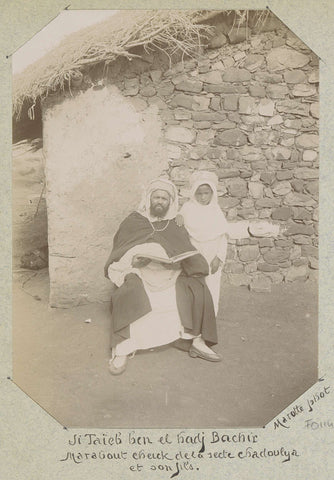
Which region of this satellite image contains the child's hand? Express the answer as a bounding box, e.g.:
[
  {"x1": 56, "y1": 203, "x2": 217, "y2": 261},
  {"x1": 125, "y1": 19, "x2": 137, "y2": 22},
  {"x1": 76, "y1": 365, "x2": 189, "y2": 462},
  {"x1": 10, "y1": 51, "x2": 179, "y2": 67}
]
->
[
  {"x1": 210, "y1": 256, "x2": 221, "y2": 274},
  {"x1": 248, "y1": 221, "x2": 280, "y2": 237},
  {"x1": 175, "y1": 214, "x2": 184, "y2": 227}
]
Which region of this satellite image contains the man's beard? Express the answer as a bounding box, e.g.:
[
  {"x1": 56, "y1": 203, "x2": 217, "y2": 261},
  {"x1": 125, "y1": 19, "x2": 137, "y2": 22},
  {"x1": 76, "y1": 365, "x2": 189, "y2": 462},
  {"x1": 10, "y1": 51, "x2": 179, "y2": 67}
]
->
[{"x1": 150, "y1": 203, "x2": 169, "y2": 218}]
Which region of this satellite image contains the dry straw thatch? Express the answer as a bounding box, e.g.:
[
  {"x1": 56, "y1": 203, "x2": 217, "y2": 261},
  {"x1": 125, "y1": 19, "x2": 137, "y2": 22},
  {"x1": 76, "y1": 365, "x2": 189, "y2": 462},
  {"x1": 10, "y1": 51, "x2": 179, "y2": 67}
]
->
[
  {"x1": 13, "y1": 10, "x2": 219, "y2": 118},
  {"x1": 13, "y1": 9, "x2": 272, "y2": 119}
]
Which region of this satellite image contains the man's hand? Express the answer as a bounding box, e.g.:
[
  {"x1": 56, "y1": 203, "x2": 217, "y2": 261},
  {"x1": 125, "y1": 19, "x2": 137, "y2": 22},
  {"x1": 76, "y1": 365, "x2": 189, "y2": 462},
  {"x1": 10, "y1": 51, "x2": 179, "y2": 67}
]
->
[
  {"x1": 175, "y1": 214, "x2": 184, "y2": 227},
  {"x1": 162, "y1": 261, "x2": 181, "y2": 270},
  {"x1": 210, "y1": 256, "x2": 221, "y2": 274},
  {"x1": 132, "y1": 255, "x2": 151, "y2": 268}
]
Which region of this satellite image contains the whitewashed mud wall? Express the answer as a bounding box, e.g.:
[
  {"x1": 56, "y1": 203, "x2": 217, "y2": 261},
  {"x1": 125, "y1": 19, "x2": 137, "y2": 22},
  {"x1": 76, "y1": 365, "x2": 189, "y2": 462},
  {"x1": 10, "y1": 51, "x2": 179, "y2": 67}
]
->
[{"x1": 43, "y1": 87, "x2": 168, "y2": 307}]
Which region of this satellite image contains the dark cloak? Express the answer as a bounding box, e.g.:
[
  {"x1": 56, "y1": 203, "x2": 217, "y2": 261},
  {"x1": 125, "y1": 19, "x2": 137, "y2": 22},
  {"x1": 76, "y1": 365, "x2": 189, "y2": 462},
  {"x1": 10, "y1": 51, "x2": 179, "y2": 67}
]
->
[{"x1": 105, "y1": 211, "x2": 217, "y2": 347}]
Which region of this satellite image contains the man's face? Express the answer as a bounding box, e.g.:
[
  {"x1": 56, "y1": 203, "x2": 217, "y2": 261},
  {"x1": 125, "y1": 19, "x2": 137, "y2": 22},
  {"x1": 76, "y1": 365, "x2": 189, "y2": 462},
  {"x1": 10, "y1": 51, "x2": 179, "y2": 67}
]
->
[{"x1": 150, "y1": 189, "x2": 171, "y2": 218}]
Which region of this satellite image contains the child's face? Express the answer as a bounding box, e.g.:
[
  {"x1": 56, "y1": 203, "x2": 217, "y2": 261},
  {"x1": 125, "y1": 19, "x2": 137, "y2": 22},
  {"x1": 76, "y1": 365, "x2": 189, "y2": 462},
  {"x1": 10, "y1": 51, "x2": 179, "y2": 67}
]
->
[{"x1": 195, "y1": 184, "x2": 213, "y2": 205}]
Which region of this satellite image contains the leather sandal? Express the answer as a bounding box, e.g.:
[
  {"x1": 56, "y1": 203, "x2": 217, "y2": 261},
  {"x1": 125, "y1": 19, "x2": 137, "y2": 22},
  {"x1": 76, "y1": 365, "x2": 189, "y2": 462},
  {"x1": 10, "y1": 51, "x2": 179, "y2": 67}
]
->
[
  {"x1": 108, "y1": 356, "x2": 128, "y2": 375},
  {"x1": 189, "y1": 345, "x2": 222, "y2": 362}
]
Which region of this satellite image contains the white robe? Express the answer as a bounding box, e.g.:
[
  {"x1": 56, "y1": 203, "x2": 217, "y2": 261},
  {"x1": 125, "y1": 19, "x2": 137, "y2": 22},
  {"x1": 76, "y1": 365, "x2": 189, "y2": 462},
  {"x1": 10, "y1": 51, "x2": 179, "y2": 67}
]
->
[
  {"x1": 108, "y1": 243, "x2": 194, "y2": 356},
  {"x1": 179, "y1": 174, "x2": 279, "y2": 314}
]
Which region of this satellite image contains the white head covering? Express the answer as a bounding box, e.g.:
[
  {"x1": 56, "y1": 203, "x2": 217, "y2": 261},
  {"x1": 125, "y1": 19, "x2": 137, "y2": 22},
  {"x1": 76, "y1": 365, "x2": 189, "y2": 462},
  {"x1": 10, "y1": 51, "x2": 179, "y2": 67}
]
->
[
  {"x1": 137, "y1": 178, "x2": 179, "y2": 221},
  {"x1": 189, "y1": 170, "x2": 219, "y2": 203},
  {"x1": 181, "y1": 171, "x2": 228, "y2": 242}
]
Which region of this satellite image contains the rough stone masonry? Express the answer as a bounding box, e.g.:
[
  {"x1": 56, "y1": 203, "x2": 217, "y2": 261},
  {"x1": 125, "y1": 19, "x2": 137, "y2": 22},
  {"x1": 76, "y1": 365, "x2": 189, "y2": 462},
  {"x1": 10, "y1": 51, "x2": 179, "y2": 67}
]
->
[{"x1": 111, "y1": 22, "x2": 318, "y2": 294}]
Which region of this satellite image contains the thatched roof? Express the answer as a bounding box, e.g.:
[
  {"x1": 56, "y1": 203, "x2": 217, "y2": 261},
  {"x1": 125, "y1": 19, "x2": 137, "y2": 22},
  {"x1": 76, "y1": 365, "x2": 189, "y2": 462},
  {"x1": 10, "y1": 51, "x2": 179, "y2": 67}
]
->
[{"x1": 13, "y1": 10, "x2": 221, "y2": 118}]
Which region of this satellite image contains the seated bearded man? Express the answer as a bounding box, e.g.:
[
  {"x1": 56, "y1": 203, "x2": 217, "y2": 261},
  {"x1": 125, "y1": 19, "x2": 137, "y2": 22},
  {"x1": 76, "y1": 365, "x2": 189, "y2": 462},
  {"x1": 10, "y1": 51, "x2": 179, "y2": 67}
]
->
[{"x1": 104, "y1": 178, "x2": 220, "y2": 375}]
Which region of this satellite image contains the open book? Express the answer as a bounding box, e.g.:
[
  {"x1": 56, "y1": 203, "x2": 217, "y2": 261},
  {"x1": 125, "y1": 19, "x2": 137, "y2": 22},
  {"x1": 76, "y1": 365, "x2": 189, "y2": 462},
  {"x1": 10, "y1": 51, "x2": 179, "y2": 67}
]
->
[{"x1": 135, "y1": 250, "x2": 198, "y2": 265}]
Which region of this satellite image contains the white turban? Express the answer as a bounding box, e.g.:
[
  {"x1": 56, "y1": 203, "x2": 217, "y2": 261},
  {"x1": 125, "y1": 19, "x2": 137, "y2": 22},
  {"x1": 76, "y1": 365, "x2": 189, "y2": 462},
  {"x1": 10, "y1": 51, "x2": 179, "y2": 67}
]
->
[{"x1": 137, "y1": 178, "x2": 179, "y2": 220}]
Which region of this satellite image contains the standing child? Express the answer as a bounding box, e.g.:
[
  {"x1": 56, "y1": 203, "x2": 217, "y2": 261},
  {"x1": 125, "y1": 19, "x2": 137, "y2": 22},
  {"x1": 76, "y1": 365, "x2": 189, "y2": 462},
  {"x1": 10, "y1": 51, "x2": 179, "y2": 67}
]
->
[
  {"x1": 176, "y1": 171, "x2": 229, "y2": 314},
  {"x1": 176, "y1": 171, "x2": 280, "y2": 315}
]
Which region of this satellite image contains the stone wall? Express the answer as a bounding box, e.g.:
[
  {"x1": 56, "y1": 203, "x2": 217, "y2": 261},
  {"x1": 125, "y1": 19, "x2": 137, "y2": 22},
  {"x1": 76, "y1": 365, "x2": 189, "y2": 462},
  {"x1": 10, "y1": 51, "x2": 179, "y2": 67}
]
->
[
  {"x1": 42, "y1": 13, "x2": 319, "y2": 305},
  {"x1": 108, "y1": 19, "x2": 318, "y2": 293}
]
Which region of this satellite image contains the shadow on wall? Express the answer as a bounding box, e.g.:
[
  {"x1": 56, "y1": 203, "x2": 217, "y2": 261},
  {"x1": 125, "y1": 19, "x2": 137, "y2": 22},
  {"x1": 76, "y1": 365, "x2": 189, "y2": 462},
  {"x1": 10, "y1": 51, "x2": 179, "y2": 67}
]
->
[
  {"x1": 12, "y1": 138, "x2": 48, "y2": 269},
  {"x1": 13, "y1": 99, "x2": 42, "y2": 143}
]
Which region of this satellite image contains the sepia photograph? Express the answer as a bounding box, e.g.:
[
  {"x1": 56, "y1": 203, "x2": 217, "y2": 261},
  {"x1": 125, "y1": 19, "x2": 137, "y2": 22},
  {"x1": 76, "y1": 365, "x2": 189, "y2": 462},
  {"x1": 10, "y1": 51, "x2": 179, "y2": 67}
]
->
[{"x1": 11, "y1": 8, "x2": 319, "y2": 430}]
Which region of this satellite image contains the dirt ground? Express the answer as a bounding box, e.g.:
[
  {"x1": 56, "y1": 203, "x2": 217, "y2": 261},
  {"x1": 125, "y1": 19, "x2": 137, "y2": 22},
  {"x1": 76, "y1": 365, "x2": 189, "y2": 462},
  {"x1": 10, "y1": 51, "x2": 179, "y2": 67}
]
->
[{"x1": 12, "y1": 269, "x2": 318, "y2": 429}]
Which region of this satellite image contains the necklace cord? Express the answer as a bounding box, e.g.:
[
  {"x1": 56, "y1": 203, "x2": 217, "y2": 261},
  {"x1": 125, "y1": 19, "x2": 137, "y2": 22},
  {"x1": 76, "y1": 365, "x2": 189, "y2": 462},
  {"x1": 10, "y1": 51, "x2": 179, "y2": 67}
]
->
[{"x1": 149, "y1": 219, "x2": 170, "y2": 232}]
